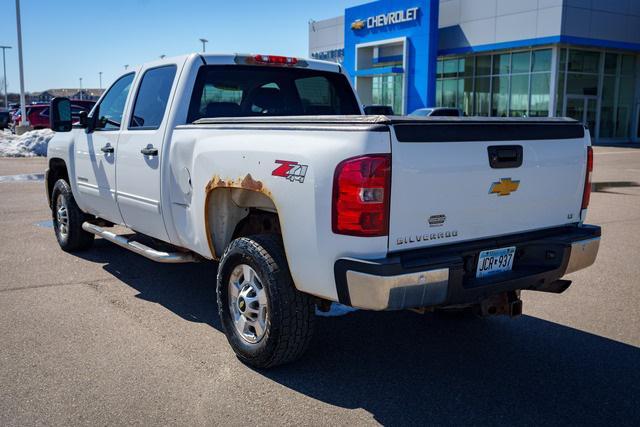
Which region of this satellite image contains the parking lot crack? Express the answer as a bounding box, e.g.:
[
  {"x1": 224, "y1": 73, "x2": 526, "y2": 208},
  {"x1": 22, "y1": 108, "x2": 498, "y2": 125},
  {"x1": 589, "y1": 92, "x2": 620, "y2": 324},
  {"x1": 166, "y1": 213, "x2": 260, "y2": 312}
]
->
[{"x1": 0, "y1": 279, "x2": 112, "y2": 293}]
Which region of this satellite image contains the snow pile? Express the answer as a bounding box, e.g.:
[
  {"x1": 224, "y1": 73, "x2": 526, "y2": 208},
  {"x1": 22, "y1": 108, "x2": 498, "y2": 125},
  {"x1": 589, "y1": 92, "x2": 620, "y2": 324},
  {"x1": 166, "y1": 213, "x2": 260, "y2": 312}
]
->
[{"x1": 0, "y1": 129, "x2": 54, "y2": 157}]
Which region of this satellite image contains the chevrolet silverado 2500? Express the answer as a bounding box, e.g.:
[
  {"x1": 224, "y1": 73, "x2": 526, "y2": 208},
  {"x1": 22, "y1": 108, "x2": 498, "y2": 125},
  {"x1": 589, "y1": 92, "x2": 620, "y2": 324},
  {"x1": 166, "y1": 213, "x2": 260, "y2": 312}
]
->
[{"x1": 45, "y1": 53, "x2": 600, "y2": 368}]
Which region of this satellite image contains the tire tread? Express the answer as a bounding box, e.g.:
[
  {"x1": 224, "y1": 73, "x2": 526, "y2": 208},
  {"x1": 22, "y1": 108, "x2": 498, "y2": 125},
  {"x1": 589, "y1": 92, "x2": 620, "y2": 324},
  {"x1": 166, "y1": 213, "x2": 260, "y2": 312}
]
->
[{"x1": 216, "y1": 234, "x2": 315, "y2": 368}]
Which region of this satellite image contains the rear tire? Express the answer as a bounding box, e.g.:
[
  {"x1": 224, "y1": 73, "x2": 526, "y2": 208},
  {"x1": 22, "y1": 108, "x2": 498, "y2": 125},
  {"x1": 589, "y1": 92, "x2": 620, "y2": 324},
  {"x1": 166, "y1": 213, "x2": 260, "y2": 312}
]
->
[
  {"x1": 216, "y1": 234, "x2": 315, "y2": 368},
  {"x1": 51, "y1": 179, "x2": 94, "y2": 252}
]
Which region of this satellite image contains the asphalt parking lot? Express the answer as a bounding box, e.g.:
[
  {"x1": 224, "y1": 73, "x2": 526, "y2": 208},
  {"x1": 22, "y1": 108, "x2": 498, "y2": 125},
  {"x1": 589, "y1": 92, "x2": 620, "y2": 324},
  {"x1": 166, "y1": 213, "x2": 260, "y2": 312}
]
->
[{"x1": 0, "y1": 148, "x2": 639, "y2": 426}]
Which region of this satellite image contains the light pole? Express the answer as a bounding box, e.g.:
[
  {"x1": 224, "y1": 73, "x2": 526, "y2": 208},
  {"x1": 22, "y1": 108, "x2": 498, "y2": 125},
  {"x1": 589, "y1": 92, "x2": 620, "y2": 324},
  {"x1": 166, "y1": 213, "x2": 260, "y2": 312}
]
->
[
  {"x1": 199, "y1": 38, "x2": 208, "y2": 53},
  {"x1": 98, "y1": 71, "x2": 102, "y2": 89},
  {"x1": 0, "y1": 45, "x2": 10, "y2": 109},
  {"x1": 79, "y1": 77, "x2": 83, "y2": 100},
  {"x1": 15, "y1": 0, "x2": 29, "y2": 130},
  {"x1": 159, "y1": 54, "x2": 166, "y2": 59},
  {"x1": 124, "y1": 64, "x2": 129, "y2": 70}
]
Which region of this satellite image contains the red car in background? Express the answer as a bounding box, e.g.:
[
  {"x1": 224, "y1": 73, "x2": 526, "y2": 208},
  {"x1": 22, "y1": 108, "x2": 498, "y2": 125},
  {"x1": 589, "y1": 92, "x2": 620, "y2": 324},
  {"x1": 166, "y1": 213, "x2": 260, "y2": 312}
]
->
[{"x1": 11, "y1": 100, "x2": 95, "y2": 131}]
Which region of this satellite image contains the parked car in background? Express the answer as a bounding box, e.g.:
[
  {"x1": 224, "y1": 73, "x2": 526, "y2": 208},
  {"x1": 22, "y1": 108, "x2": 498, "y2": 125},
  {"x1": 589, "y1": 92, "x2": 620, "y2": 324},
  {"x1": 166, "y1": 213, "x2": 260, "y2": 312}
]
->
[
  {"x1": 0, "y1": 110, "x2": 11, "y2": 130},
  {"x1": 12, "y1": 100, "x2": 95, "y2": 131},
  {"x1": 364, "y1": 105, "x2": 394, "y2": 115},
  {"x1": 409, "y1": 107, "x2": 463, "y2": 117}
]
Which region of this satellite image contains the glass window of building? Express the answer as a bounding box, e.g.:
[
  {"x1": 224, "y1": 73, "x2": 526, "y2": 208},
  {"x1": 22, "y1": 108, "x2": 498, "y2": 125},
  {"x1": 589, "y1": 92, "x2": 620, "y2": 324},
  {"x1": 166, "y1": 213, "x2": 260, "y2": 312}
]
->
[
  {"x1": 556, "y1": 48, "x2": 638, "y2": 140},
  {"x1": 532, "y1": 50, "x2": 551, "y2": 72},
  {"x1": 493, "y1": 53, "x2": 511, "y2": 75},
  {"x1": 475, "y1": 77, "x2": 490, "y2": 117},
  {"x1": 436, "y1": 48, "x2": 553, "y2": 118},
  {"x1": 492, "y1": 76, "x2": 509, "y2": 117},
  {"x1": 530, "y1": 73, "x2": 550, "y2": 117},
  {"x1": 371, "y1": 75, "x2": 403, "y2": 115},
  {"x1": 511, "y1": 52, "x2": 530, "y2": 74},
  {"x1": 510, "y1": 74, "x2": 529, "y2": 117},
  {"x1": 476, "y1": 55, "x2": 491, "y2": 76},
  {"x1": 568, "y1": 50, "x2": 600, "y2": 73}
]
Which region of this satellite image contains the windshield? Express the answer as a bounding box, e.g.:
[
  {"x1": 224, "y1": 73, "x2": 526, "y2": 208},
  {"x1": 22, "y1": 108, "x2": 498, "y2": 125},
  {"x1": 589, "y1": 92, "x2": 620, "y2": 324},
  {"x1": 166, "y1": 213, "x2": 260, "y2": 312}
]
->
[{"x1": 187, "y1": 65, "x2": 361, "y2": 122}]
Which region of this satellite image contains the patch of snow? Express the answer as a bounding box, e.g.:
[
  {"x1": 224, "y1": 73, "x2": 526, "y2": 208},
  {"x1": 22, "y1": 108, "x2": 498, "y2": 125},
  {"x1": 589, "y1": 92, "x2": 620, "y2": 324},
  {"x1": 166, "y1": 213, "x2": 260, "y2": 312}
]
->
[
  {"x1": 316, "y1": 303, "x2": 359, "y2": 317},
  {"x1": 0, "y1": 129, "x2": 54, "y2": 157}
]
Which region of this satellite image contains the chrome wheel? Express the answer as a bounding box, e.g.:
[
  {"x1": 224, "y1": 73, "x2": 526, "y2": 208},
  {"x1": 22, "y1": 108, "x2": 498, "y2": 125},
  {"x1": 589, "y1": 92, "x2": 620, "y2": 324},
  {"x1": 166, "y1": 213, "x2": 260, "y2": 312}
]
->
[
  {"x1": 55, "y1": 194, "x2": 69, "y2": 240},
  {"x1": 228, "y1": 264, "x2": 268, "y2": 344}
]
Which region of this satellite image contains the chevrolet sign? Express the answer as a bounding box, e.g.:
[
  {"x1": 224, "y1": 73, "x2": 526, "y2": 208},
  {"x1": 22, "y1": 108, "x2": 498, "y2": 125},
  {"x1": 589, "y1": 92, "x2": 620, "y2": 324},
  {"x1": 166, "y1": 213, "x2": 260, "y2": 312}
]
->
[{"x1": 351, "y1": 7, "x2": 420, "y2": 31}]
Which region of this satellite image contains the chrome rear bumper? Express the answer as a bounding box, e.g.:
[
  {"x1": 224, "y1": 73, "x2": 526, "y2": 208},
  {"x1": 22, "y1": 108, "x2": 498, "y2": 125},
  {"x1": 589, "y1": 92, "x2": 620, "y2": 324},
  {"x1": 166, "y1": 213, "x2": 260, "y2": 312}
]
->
[
  {"x1": 335, "y1": 225, "x2": 601, "y2": 311},
  {"x1": 565, "y1": 237, "x2": 600, "y2": 274},
  {"x1": 345, "y1": 268, "x2": 449, "y2": 311}
]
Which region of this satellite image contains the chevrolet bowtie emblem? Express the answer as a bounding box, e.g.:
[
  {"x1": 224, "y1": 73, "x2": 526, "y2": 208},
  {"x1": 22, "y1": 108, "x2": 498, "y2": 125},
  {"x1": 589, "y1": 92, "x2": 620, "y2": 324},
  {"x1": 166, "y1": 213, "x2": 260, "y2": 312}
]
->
[
  {"x1": 489, "y1": 178, "x2": 520, "y2": 196},
  {"x1": 351, "y1": 20, "x2": 365, "y2": 30}
]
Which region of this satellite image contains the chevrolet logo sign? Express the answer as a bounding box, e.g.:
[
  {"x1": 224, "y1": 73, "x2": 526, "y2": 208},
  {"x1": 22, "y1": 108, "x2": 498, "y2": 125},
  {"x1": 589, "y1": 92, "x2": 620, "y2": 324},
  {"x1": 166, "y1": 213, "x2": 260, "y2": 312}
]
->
[
  {"x1": 489, "y1": 178, "x2": 520, "y2": 196},
  {"x1": 351, "y1": 20, "x2": 365, "y2": 30}
]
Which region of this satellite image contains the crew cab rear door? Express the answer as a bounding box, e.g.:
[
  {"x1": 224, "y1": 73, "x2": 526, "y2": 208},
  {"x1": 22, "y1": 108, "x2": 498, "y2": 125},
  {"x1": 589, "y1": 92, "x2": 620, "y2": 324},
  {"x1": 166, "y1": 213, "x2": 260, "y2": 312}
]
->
[
  {"x1": 116, "y1": 63, "x2": 180, "y2": 241},
  {"x1": 387, "y1": 119, "x2": 588, "y2": 252}
]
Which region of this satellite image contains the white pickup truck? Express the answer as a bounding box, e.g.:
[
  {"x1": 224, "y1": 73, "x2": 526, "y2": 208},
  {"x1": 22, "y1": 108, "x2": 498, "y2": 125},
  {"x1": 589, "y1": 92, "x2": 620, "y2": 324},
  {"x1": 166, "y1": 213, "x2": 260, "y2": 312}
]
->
[{"x1": 46, "y1": 53, "x2": 600, "y2": 368}]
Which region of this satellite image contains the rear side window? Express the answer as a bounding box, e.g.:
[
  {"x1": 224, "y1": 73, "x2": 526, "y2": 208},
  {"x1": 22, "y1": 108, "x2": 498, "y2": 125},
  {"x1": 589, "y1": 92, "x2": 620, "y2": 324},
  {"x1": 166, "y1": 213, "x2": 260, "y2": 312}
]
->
[
  {"x1": 129, "y1": 65, "x2": 177, "y2": 130},
  {"x1": 295, "y1": 76, "x2": 347, "y2": 115},
  {"x1": 187, "y1": 65, "x2": 360, "y2": 122}
]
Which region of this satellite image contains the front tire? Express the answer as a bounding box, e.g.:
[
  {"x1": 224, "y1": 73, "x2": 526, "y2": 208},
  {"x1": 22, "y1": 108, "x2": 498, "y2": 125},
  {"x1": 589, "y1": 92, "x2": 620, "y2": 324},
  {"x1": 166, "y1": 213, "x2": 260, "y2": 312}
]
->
[
  {"x1": 216, "y1": 234, "x2": 315, "y2": 368},
  {"x1": 51, "y1": 179, "x2": 94, "y2": 252}
]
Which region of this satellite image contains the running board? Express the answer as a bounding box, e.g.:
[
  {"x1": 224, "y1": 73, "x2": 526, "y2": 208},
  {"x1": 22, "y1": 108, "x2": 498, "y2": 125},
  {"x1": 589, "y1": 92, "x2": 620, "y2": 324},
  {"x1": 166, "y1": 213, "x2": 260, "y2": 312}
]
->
[{"x1": 82, "y1": 222, "x2": 199, "y2": 264}]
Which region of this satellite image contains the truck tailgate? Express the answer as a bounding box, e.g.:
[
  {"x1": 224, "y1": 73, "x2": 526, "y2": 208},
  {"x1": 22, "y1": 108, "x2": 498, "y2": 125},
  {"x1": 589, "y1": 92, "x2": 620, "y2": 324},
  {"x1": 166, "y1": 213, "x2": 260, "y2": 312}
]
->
[{"x1": 388, "y1": 119, "x2": 588, "y2": 251}]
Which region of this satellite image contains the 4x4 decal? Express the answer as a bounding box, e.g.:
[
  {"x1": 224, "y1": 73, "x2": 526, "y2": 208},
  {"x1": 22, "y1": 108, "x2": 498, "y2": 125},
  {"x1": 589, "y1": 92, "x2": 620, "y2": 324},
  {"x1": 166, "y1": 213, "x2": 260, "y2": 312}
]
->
[{"x1": 272, "y1": 160, "x2": 308, "y2": 183}]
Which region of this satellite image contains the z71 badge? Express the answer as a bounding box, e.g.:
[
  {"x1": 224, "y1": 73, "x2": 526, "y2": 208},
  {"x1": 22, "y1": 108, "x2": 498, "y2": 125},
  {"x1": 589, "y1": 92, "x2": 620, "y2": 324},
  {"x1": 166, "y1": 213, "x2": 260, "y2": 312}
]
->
[{"x1": 272, "y1": 160, "x2": 308, "y2": 183}]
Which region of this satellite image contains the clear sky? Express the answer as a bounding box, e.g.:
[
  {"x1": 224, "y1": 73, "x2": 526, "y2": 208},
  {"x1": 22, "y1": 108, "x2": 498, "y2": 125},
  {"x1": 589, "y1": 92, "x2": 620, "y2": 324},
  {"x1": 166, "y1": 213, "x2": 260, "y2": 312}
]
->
[{"x1": 0, "y1": 0, "x2": 362, "y2": 92}]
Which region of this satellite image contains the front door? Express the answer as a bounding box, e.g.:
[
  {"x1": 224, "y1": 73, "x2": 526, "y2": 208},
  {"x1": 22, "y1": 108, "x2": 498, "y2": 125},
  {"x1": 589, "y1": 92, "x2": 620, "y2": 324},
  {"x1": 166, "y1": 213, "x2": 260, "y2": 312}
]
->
[
  {"x1": 74, "y1": 73, "x2": 135, "y2": 224},
  {"x1": 566, "y1": 96, "x2": 597, "y2": 136},
  {"x1": 115, "y1": 64, "x2": 178, "y2": 241}
]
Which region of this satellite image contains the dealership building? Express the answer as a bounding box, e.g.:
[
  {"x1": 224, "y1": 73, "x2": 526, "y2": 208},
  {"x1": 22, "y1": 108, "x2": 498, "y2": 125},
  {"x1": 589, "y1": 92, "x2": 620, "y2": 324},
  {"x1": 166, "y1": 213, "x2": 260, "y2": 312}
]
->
[{"x1": 309, "y1": 0, "x2": 640, "y2": 143}]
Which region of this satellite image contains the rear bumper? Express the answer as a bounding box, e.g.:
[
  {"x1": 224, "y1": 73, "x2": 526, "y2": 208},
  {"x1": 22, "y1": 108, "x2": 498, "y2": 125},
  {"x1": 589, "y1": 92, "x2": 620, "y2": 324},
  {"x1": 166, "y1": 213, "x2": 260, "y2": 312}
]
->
[{"x1": 334, "y1": 225, "x2": 601, "y2": 311}]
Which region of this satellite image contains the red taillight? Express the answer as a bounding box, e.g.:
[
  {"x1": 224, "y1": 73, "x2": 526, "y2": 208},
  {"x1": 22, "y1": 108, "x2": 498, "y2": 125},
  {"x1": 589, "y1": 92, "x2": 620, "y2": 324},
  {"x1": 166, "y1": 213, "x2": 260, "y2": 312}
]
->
[
  {"x1": 332, "y1": 155, "x2": 391, "y2": 237},
  {"x1": 253, "y1": 54, "x2": 298, "y2": 65},
  {"x1": 581, "y1": 146, "x2": 593, "y2": 209}
]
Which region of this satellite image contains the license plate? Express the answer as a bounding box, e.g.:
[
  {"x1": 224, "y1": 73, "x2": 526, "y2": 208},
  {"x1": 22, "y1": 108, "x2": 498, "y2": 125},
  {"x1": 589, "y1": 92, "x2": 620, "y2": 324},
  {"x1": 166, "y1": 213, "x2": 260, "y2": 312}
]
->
[{"x1": 476, "y1": 246, "x2": 516, "y2": 278}]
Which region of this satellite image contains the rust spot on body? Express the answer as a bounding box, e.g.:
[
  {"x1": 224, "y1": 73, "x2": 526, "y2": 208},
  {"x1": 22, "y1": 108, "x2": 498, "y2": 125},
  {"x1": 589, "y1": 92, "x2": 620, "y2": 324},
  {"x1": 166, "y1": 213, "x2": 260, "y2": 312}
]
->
[
  {"x1": 204, "y1": 173, "x2": 274, "y2": 259},
  {"x1": 241, "y1": 174, "x2": 263, "y2": 192},
  {"x1": 206, "y1": 174, "x2": 271, "y2": 197}
]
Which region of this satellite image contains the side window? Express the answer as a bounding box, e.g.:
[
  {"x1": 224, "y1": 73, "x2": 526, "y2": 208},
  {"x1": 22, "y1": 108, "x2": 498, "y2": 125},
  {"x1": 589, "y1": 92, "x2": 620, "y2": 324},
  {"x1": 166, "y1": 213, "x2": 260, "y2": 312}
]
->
[
  {"x1": 196, "y1": 83, "x2": 243, "y2": 119},
  {"x1": 95, "y1": 73, "x2": 134, "y2": 130},
  {"x1": 294, "y1": 76, "x2": 341, "y2": 115},
  {"x1": 129, "y1": 65, "x2": 177, "y2": 130}
]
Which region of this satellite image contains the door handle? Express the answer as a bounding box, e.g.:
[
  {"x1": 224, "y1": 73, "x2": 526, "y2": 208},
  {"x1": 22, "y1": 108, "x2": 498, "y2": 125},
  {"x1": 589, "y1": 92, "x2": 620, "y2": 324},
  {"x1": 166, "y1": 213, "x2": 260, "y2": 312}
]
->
[
  {"x1": 140, "y1": 146, "x2": 158, "y2": 156},
  {"x1": 100, "y1": 144, "x2": 114, "y2": 154},
  {"x1": 488, "y1": 145, "x2": 523, "y2": 169}
]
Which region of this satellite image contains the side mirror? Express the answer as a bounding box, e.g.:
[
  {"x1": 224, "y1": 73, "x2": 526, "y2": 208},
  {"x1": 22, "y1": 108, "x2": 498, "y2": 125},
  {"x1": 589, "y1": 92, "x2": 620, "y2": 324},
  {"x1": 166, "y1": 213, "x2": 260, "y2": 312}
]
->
[
  {"x1": 78, "y1": 107, "x2": 98, "y2": 133},
  {"x1": 78, "y1": 110, "x2": 88, "y2": 127},
  {"x1": 50, "y1": 98, "x2": 72, "y2": 132}
]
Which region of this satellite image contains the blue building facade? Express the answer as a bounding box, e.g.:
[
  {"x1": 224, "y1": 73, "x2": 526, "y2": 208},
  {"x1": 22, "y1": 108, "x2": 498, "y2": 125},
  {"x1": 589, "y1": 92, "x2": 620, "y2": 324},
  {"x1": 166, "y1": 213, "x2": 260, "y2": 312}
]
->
[
  {"x1": 343, "y1": 0, "x2": 439, "y2": 114},
  {"x1": 310, "y1": 0, "x2": 640, "y2": 143}
]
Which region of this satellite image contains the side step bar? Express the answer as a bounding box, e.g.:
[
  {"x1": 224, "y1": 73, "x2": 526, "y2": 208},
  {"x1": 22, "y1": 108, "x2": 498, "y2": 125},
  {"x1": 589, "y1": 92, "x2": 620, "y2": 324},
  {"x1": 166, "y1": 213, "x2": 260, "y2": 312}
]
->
[{"x1": 82, "y1": 222, "x2": 199, "y2": 264}]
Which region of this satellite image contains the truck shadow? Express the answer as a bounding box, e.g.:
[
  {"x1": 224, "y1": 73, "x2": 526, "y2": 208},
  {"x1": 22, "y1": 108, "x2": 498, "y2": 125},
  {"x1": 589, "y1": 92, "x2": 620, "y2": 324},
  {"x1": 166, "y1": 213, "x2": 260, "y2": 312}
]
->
[
  {"x1": 77, "y1": 239, "x2": 640, "y2": 425},
  {"x1": 77, "y1": 239, "x2": 223, "y2": 329}
]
